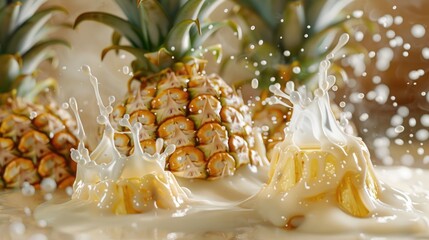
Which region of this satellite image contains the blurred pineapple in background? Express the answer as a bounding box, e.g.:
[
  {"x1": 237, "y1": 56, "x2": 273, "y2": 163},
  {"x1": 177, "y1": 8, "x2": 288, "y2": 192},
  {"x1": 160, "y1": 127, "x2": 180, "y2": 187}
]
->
[
  {"x1": 0, "y1": 0, "x2": 78, "y2": 189},
  {"x1": 74, "y1": 0, "x2": 267, "y2": 179},
  {"x1": 229, "y1": 0, "x2": 374, "y2": 156}
]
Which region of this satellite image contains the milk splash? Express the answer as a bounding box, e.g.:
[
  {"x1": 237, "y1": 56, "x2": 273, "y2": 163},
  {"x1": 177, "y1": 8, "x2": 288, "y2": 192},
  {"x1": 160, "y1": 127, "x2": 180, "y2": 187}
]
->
[
  {"x1": 249, "y1": 34, "x2": 429, "y2": 233},
  {"x1": 68, "y1": 66, "x2": 189, "y2": 214}
]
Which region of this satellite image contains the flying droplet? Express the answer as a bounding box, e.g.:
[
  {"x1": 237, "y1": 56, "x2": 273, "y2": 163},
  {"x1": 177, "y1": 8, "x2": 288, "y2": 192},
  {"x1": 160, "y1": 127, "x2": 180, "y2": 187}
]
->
[
  {"x1": 411, "y1": 24, "x2": 426, "y2": 38},
  {"x1": 394, "y1": 125, "x2": 405, "y2": 133},
  {"x1": 251, "y1": 78, "x2": 259, "y2": 89}
]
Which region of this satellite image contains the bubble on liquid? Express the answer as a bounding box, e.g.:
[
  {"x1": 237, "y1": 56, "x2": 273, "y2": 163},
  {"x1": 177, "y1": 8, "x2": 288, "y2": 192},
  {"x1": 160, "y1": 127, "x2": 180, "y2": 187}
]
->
[
  {"x1": 24, "y1": 207, "x2": 31, "y2": 216},
  {"x1": 122, "y1": 66, "x2": 130, "y2": 75},
  {"x1": 21, "y1": 182, "x2": 35, "y2": 196},
  {"x1": 411, "y1": 24, "x2": 426, "y2": 38},
  {"x1": 422, "y1": 48, "x2": 429, "y2": 59},
  {"x1": 400, "y1": 154, "x2": 414, "y2": 166},
  {"x1": 394, "y1": 125, "x2": 405, "y2": 133},
  {"x1": 416, "y1": 129, "x2": 429, "y2": 141},
  {"x1": 65, "y1": 186, "x2": 73, "y2": 196},
  {"x1": 29, "y1": 233, "x2": 48, "y2": 240},
  {"x1": 376, "y1": 48, "x2": 394, "y2": 71},
  {"x1": 9, "y1": 221, "x2": 26, "y2": 235},
  {"x1": 382, "y1": 156, "x2": 394, "y2": 166},
  {"x1": 40, "y1": 178, "x2": 57, "y2": 193},
  {"x1": 44, "y1": 193, "x2": 53, "y2": 201}
]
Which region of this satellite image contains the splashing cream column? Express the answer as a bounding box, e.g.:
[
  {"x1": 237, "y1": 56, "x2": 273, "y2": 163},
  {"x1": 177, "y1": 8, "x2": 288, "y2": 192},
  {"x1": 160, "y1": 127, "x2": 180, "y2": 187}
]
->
[
  {"x1": 68, "y1": 66, "x2": 189, "y2": 214},
  {"x1": 250, "y1": 34, "x2": 427, "y2": 231}
]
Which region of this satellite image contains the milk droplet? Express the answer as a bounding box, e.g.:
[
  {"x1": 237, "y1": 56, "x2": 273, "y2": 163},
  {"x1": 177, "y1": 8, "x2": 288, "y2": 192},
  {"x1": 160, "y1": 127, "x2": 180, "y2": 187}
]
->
[
  {"x1": 359, "y1": 113, "x2": 369, "y2": 122},
  {"x1": 41, "y1": 178, "x2": 57, "y2": 193},
  {"x1": 81, "y1": 65, "x2": 91, "y2": 74},
  {"x1": 422, "y1": 48, "x2": 429, "y2": 59},
  {"x1": 421, "y1": 114, "x2": 429, "y2": 127},
  {"x1": 251, "y1": 79, "x2": 259, "y2": 89},
  {"x1": 394, "y1": 125, "x2": 405, "y2": 133},
  {"x1": 411, "y1": 24, "x2": 426, "y2": 38},
  {"x1": 394, "y1": 16, "x2": 403, "y2": 25},
  {"x1": 44, "y1": 193, "x2": 53, "y2": 201},
  {"x1": 409, "y1": 118, "x2": 416, "y2": 127},
  {"x1": 283, "y1": 50, "x2": 291, "y2": 57},
  {"x1": 62, "y1": 102, "x2": 70, "y2": 110},
  {"x1": 21, "y1": 183, "x2": 35, "y2": 196},
  {"x1": 9, "y1": 221, "x2": 25, "y2": 235},
  {"x1": 376, "y1": 48, "x2": 394, "y2": 71},
  {"x1": 29, "y1": 111, "x2": 37, "y2": 119},
  {"x1": 292, "y1": 66, "x2": 301, "y2": 74},
  {"x1": 416, "y1": 129, "x2": 429, "y2": 141},
  {"x1": 397, "y1": 106, "x2": 409, "y2": 117}
]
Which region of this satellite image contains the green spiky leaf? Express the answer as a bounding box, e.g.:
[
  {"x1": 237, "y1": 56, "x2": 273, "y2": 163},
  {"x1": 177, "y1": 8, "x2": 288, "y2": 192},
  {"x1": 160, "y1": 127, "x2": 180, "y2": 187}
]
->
[
  {"x1": 5, "y1": 6, "x2": 66, "y2": 54},
  {"x1": 21, "y1": 39, "x2": 70, "y2": 74},
  {"x1": 191, "y1": 20, "x2": 242, "y2": 49},
  {"x1": 0, "y1": 54, "x2": 20, "y2": 93},
  {"x1": 74, "y1": 12, "x2": 143, "y2": 48},
  {"x1": 165, "y1": 19, "x2": 199, "y2": 59}
]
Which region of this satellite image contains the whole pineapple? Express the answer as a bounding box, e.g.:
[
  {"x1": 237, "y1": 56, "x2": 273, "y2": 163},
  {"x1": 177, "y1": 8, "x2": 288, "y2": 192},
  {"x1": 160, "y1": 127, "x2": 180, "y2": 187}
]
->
[
  {"x1": 230, "y1": 0, "x2": 373, "y2": 154},
  {"x1": 0, "y1": 0, "x2": 78, "y2": 189},
  {"x1": 74, "y1": 0, "x2": 266, "y2": 179}
]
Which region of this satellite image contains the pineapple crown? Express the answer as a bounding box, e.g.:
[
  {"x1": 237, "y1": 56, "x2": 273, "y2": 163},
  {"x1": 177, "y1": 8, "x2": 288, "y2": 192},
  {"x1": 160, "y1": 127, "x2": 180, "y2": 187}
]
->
[
  {"x1": 231, "y1": 0, "x2": 375, "y2": 89},
  {"x1": 0, "y1": 0, "x2": 70, "y2": 101},
  {"x1": 74, "y1": 0, "x2": 242, "y2": 77}
]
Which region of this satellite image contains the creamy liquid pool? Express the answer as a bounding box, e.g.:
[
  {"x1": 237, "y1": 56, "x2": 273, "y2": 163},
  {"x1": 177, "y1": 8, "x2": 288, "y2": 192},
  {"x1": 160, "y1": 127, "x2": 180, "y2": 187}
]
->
[{"x1": 0, "y1": 166, "x2": 428, "y2": 239}]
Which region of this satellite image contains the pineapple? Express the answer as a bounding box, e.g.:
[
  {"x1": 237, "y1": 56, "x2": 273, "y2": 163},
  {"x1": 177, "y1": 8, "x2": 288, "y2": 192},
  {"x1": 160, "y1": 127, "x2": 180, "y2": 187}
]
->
[
  {"x1": 230, "y1": 0, "x2": 373, "y2": 155},
  {"x1": 74, "y1": 0, "x2": 266, "y2": 179},
  {"x1": 0, "y1": 0, "x2": 78, "y2": 189}
]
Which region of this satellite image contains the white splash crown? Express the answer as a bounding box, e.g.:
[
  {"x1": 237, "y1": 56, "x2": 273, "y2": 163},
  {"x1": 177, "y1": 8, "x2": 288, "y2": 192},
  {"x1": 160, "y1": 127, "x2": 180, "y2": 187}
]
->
[{"x1": 268, "y1": 33, "x2": 350, "y2": 150}]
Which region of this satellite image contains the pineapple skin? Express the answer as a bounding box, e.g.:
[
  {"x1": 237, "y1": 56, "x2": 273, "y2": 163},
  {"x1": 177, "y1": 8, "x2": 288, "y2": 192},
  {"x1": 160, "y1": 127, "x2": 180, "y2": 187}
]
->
[
  {"x1": 112, "y1": 66, "x2": 264, "y2": 179},
  {"x1": 0, "y1": 0, "x2": 79, "y2": 189},
  {"x1": 0, "y1": 97, "x2": 77, "y2": 189}
]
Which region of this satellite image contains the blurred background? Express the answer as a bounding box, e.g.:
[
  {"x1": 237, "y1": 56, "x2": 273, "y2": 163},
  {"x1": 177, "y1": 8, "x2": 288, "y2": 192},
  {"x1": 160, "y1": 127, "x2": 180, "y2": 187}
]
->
[{"x1": 41, "y1": 0, "x2": 428, "y2": 166}]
